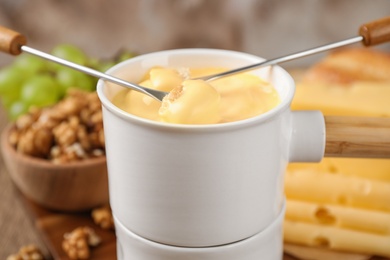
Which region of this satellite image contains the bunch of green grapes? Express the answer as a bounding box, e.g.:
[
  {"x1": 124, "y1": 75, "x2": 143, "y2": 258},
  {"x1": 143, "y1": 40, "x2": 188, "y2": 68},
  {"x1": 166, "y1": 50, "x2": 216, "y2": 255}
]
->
[{"x1": 0, "y1": 44, "x2": 135, "y2": 120}]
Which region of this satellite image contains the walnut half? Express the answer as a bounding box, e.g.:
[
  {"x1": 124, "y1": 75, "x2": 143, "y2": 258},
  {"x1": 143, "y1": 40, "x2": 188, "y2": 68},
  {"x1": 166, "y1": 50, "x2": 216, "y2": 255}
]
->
[
  {"x1": 62, "y1": 226, "x2": 101, "y2": 260},
  {"x1": 92, "y1": 205, "x2": 114, "y2": 230},
  {"x1": 6, "y1": 244, "x2": 45, "y2": 260}
]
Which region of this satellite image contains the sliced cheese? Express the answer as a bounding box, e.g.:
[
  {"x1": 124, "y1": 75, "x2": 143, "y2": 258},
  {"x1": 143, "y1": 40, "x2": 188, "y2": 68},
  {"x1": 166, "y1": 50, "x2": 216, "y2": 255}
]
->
[
  {"x1": 284, "y1": 220, "x2": 390, "y2": 258},
  {"x1": 284, "y1": 243, "x2": 371, "y2": 260},
  {"x1": 285, "y1": 170, "x2": 390, "y2": 212},
  {"x1": 285, "y1": 49, "x2": 390, "y2": 257},
  {"x1": 285, "y1": 199, "x2": 390, "y2": 235},
  {"x1": 291, "y1": 82, "x2": 390, "y2": 117},
  {"x1": 288, "y1": 158, "x2": 390, "y2": 182}
]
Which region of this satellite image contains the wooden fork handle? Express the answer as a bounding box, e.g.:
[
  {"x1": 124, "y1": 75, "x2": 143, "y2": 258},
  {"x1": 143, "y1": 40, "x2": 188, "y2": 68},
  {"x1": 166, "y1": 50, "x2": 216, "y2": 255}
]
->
[
  {"x1": 0, "y1": 26, "x2": 26, "y2": 55},
  {"x1": 359, "y1": 16, "x2": 390, "y2": 46},
  {"x1": 325, "y1": 116, "x2": 390, "y2": 158}
]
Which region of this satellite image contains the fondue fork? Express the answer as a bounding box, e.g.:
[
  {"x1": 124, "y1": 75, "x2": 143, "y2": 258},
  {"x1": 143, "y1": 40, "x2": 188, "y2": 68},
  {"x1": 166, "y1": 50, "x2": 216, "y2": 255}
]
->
[
  {"x1": 195, "y1": 16, "x2": 390, "y2": 81},
  {"x1": 0, "y1": 26, "x2": 167, "y2": 101},
  {"x1": 0, "y1": 16, "x2": 389, "y2": 101}
]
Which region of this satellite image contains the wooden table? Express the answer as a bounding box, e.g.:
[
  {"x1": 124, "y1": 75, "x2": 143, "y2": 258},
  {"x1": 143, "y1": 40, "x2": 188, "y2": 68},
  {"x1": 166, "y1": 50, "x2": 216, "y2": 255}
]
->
[{"x1": 0, "y1": 108, "x2": 50, "y2": 259}]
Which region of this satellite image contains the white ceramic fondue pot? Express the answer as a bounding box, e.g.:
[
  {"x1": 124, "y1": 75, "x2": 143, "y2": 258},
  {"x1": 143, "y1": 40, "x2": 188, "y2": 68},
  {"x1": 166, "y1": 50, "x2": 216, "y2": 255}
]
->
[{"x1": 97, "y1": 49, "x2": 326, "y2": 248}]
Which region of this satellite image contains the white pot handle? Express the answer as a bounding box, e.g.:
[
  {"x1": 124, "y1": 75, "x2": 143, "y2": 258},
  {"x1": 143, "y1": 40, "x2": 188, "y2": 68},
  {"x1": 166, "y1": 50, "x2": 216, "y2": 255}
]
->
[{"x1": 289, "y1": 111, "x2": 325, "y2": 162}]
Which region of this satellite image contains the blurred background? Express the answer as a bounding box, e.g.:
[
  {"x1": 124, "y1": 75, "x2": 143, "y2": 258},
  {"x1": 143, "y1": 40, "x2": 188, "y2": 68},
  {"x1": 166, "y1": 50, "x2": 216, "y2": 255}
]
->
[
  {"x1": 0, "y1": 0, "x2": 390, "y2": 259},
  {"x1": 1, "y1": 0, "x2": 390, "y2": 68}
]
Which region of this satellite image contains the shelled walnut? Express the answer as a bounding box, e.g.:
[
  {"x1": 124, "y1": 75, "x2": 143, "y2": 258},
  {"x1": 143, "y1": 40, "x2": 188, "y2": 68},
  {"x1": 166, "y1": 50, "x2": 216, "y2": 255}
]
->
[
  {"x1": 6, "y1": 244, "x2": 45, "y2": 260},
  {"x1": 62, "y1": 226, "x2": 101, "y2": 260},
  {"x1": 9, "y1": 90, "x2": 105, "y2": 163},
  {"x1": 92, "y1": 205, "x2": 114, "y2": 230}
]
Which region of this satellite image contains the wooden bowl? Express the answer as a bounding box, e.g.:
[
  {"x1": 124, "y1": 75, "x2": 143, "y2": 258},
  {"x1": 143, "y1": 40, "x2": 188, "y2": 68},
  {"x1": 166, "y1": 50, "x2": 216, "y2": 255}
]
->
[{"x1": 1, "y1": 124, "x2": 109, "y2": 212}]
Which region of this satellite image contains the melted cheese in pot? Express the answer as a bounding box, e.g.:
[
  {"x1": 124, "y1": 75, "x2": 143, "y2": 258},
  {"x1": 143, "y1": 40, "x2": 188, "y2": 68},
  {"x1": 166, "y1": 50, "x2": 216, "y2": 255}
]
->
[{"x1": 112, "y1": 67, "x2": 280, "y2": 124}]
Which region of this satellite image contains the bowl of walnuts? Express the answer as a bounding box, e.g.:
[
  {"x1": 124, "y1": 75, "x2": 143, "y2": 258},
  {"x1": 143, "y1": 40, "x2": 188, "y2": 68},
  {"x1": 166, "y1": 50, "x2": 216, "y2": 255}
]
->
[{"x1": 1, "y1": 89, "x2": 109, "y2": 212}]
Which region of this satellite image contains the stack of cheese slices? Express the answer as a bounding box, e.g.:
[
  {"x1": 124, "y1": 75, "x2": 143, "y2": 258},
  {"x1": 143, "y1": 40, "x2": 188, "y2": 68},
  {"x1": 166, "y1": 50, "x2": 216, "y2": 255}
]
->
[{"x1": 284, "y1": 47, "x2": 390, "y2": 259}]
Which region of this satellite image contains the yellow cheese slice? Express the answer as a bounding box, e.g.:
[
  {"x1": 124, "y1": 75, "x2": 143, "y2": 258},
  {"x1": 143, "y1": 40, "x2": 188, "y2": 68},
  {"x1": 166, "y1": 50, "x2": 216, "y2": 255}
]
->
[
  {"x1": 288, "y1": 158, "x2": 390, "y2": 182},
  {"x1": 291, "y1": 82, "x2": 390, "y2": 117},
  {"x1": 285, "y1": 170, "x2": 390, "y2": 212},
  {"x1": 284, "y1": 220, "x2": 390, "y2": 258},
  {"x1": 284, "y1": 243, "x2": 371, "y2": 260},
  {"x1": 285, "y1": 199, "x2": 390, "y2": 235}
]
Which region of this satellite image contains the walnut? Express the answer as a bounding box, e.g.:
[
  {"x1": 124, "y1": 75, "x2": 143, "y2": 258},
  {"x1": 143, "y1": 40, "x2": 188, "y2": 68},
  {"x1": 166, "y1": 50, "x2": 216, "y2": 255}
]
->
[
  {"x1": 33, "y1": 128, "x2": 54, "y2": 156},
  {"x1": 50, "y1": 145, "x2": 61, "y2": 158},
  {"x1": 53, "y1": 121, "x2": 78, "y2": 147},
  {"x1": 15, "y1": 114, "x2": 34, "y2": 130},
  {"x1": 92, "y1": 205, "x2": 114, "y2": 230},
  {"x1": 6, "y1": 244, "x2": 45, "y2": 260},
  {"x1": 57, "y1": 97, "x2": 85, "y2": 117},
  {"x1": 66, "y1": 143, "x2": 87, "y2": 159},
  {"x1": 88, "y1": 132, "x2": 101, "y2": 149},
  {"x1": 90, "y1": 111, "x2": 102, "y2": 125},
  {"x1": 77, "y1": 126, "x2": 91, "y2": 151},
  {"x1": 36, "y1": 111, "x2": 61, "y2": 129},
  {"x1": 10, "y1": 90, "x2": 105, "y2": 163},
  {"x1": 79, "y1": 108, "x2": 92, "y2": 125},
  {"x1": 17, "y1": 127, "x2": 51, "y2": 157},
  {"x1": 16, "y1": 128, "x2": 39, "y2": 156},
  {"x1": 62, "y1": 226, "x2": 101, "y2": 260}
]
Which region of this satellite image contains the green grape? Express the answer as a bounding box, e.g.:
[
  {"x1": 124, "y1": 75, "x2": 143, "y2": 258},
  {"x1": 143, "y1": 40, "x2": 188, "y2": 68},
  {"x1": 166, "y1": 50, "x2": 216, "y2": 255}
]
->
[
  {"x1": 0, "y1": 66, "x2": 25, "y2": 96},
  {"x1": 88, "y1": 77, "x2": 99, "y2": 91},
  {"x1": 117, "y1": 50, "x2": 136, "y2": 62},
  {"x1": 8, "y1": 100, "x2": 29, "y2": 120},
  {"x1": 1, "y1": 90, "x2": 20, "y2": 109},
  {"x1": 56, "y1": 68, "x2": 95, "y2": 95},
  {"x1": 97, "y1": 61, "x2": 115, "y2": 72},
  {"x1": 51, "y1": 44, "x2": 88, "y2": 66},
  {"x1": 87, "y1": 57, "x2": 101, "y2": 70},
  {"x1": 20, "y1": 75, "x2": 60, "y2": 108},
  {"x1": 13, "y1": 53, "x2": 48, "y2": 75}
]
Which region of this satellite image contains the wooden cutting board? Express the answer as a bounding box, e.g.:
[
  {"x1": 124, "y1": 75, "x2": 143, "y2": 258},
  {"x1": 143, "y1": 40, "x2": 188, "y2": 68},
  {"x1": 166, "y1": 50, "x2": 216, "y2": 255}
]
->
[
  {"x1": 20, "y1": 194, "x2": 388, "y2": 260},
  {"x1": 21, "y1": 195, "x2": 117, "y2": 260}
]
